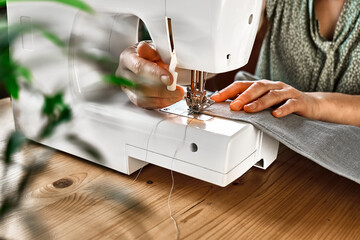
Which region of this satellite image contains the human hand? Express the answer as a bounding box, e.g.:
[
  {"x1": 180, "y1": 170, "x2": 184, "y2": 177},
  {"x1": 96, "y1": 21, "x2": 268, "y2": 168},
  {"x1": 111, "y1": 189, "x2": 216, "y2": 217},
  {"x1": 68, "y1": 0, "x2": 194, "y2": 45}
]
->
[
  {"x1": 210, "y1": 80, "x2": 321, "y2": 119},
  {"x1": 116, "y1": 41, "x2": 184, "y2": 109}
]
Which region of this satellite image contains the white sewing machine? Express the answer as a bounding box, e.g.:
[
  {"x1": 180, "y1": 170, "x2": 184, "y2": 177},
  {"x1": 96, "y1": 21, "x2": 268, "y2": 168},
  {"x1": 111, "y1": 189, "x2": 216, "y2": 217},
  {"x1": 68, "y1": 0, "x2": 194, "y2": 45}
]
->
[{"x1": 7, "y1": 0, "x2": 279, "y2": 187}]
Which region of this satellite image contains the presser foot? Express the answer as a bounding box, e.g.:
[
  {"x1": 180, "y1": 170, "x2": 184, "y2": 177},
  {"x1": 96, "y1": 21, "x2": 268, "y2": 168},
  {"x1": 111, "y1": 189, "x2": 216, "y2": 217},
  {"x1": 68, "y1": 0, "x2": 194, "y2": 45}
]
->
[{"x1": 185, "y1": 87, "x2": 215, "y2": 114}]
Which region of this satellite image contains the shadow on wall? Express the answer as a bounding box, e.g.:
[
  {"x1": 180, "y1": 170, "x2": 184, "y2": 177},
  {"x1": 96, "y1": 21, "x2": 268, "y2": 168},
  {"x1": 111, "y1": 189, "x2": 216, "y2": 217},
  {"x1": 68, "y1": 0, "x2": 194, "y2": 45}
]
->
[{"x1": 0, "y1": 6, "x2": 9, "y2": 99}]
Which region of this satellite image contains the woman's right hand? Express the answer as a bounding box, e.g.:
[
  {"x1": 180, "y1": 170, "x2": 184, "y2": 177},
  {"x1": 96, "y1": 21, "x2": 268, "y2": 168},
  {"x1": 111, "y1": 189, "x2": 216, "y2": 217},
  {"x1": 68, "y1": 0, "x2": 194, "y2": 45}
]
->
[{"x1": 116, "y1": 41, "x2": 184, "y2": 109}]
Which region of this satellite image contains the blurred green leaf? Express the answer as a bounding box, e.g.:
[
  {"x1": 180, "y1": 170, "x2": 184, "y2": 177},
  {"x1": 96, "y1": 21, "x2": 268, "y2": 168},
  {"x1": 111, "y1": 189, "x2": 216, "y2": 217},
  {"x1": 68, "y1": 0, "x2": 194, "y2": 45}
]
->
[
  {"x1": 79, "y1": 52, "x2": 119, "y2": 73},
  {"x1": 16, "y1": 161, "x2": 47, "y2": 198},
  {"x1": 67, "y1": 134, "x2": 103, "y2": 162},
  {"x1": 0, "y1": 158, "x2": 47, "y2": 220},
  {"x1": 5, "y1": 131, "x2": 27, "y2": 164},
  {"x1": 1, "y1": 18, "x2": 67, "y2": 100},
  {"x1": 16, "y1": 65, "x2": 32, "y2": 83},
  {"x1": 1, "y1": 21, "x2": 65, "y2": 48},
  {"x1": 103, "y1": 75, "x2": 137, "y2": 88},
  {"x1": 40, "y1": 106, "x2": 71, "y2": 138},
  {"x1": 42, "y1": 92, "x2": 64, "y2": 115},
  {"x1": 2, "y1": 0, "x2": 94, "y2": 14},
  {"x1": 5, "y1": 74, "x2": 20, "y2": 99},
  {"x1": 1, "y1": 49, "x2": 33, "y2": 97},
  {"x1": 40, "y1": 92, "x2": 72, "y2": 138},
  {"x1": 1, "y1": 23, "x2": 29, "y2": 48},
  {"x1": 0, "y1": 197, "x2": 15, "y2": 220},
  {"x1": 40, "y1": 29, "x2": 66, "y2": 48},
  {"x1": 0, "y1": 47, "x2": 11, "y2": 82}
]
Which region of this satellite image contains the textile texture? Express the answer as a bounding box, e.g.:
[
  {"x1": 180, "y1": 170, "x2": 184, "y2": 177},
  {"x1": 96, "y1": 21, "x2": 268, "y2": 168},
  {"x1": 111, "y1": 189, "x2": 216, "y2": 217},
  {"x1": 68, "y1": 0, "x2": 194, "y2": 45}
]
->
[{"x1": 204, "y1": 104, "x2": 360, "y2": 184}]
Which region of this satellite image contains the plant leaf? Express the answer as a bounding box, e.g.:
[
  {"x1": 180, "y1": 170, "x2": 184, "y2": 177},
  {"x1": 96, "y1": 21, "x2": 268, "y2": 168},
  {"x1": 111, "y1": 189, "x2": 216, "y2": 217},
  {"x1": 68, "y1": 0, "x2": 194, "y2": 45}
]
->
[
  {"x1": 66, "y1": 134, "x2": 103, "y2": 162},
  {"x1": 0, "y1": 197, "x2": 15, "y2": 220},
  {"x1": 0, "y1": 158, "x2": 48, "y2": 220},
  {"x1": 4, "y1": 131, "x2": 27, "y2": 164},
  {"x1": 42, "y1": 92, "x2": 64, "y2": 115},
  {"x1": 78, "y1": 51, "x2": 119, "y2": 73},
  {"x1": 16, "y1": 65, "x2": 32, "y2": 83},
  {"x1": 5, "y1": 0, "x2": 94, "y2": 13},
  {"x1": 1, "y1": 20, "x2": 66, "y2": 49},
  {"x1": 0, "y1": 47, "x2": 11, "y2": 83},
  {"x1": 40, "y1": 92, "x2": 72, "y2": 138},
  {"x1": 1, "y1": 22, "x2": 30, "y2": 47},
  {"x1": 40, "y1": 29, "x2": 66, "y2": 48},
  {"x1": 103, "y1": 75, "x2": 137, "y2": 88},
  {"x1": 5, "y1": 74, "x2": 20, "y2": 99},
  {"x1": 40, "y1": 105, "x2": 71, "y2": 138}
]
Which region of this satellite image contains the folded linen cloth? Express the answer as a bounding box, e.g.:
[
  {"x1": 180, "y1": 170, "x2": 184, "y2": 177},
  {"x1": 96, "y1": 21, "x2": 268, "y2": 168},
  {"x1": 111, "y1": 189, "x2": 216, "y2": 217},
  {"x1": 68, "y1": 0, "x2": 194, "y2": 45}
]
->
[{"x1": 204, "y1": 103, "x2": 360, "y2": 184}]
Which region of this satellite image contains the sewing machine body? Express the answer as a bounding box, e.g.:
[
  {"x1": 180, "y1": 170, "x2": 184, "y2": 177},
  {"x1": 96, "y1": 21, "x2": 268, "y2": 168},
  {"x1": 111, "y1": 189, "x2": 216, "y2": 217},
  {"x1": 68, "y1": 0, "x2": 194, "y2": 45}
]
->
[
  {"x1": 13, "y1": 90, "x2": 279, "y2": 187},
  {"x1": 7, "y1": 0, "x2": 279, "y2": 186}
]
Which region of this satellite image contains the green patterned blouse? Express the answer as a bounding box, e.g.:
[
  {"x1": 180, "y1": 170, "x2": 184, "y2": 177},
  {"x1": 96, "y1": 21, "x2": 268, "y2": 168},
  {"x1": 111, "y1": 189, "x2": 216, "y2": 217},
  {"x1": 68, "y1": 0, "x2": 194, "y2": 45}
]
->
[{"x1": 256, "y1": 0, "x2": 360, "y2": 94}]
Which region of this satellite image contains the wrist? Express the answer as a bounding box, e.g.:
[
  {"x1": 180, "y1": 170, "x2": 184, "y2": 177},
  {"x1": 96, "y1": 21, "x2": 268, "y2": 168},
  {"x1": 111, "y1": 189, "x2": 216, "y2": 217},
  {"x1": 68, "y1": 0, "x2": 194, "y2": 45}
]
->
[
  {"x1": 306, "y1": 92, "x2": 360, "y2": 126},
  {"x1": 305, "y1": 92, "x2": 326, "y2": 121}
]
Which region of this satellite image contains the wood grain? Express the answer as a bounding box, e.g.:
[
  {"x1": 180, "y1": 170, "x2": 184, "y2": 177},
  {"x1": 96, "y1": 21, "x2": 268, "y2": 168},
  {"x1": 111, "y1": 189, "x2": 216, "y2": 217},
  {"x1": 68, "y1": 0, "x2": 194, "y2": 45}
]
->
[{"x1": 1, "y1": 97, "x2": 360, "y2": 240}]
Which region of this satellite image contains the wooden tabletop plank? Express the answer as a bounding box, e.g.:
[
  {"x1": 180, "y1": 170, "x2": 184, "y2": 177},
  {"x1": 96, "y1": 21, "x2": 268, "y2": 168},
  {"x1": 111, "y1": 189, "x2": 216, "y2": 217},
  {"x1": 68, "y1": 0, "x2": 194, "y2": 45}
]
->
[{"x1": 1, "y1": 97, "x2": 360, "y2": 239}]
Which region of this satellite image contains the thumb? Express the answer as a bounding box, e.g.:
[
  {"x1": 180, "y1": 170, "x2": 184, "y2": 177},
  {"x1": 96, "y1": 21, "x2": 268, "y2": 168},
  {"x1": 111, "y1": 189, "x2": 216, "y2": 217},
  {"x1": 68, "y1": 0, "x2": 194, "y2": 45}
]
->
[
  {"x1": 137, "y1": 41, "x2": 169, "y2": 70},
  {"x1": 137, "y1": 41, "x2": 161, "y2": 62}
]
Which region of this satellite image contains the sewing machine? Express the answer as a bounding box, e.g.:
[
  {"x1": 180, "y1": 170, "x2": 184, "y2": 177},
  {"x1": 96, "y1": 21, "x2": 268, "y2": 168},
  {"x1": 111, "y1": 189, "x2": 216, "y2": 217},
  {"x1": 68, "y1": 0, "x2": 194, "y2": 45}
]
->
[{"x1": 7, "y1": 0, "x2": 279, "y2": 187}]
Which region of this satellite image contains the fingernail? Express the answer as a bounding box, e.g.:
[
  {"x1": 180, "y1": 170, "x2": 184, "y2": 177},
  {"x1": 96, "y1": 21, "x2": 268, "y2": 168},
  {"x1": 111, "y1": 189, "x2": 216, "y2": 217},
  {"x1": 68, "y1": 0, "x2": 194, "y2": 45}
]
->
[
  {"x1": 274, "y1": 109, "x2": 282, "y2": 116},
  {"x1": 211, "y1": 92, "x2": 219, "y2": 97},
  {"x1": 230, "y1": 101, "x2": 241, "y2": 111},
  {"x1": 161, "y1": 75, "x2": 170, "y2": 85},
  {"x1": 210, "y1": 92, "x2": 219, "y2": 101},
  {"x1": 246, "y1": 103, "x2": 257, "y2": 110}
]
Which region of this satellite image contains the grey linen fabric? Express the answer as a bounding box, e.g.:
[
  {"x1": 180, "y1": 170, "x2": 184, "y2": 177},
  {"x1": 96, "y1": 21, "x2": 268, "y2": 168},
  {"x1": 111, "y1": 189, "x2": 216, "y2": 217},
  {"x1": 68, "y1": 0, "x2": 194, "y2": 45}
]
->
[
  {"x1": 204, "y1": 71, "x2": 360, "y2": 184},
  {"x1": 204, "y1": 104, "x2": 360, "y2": 184}
]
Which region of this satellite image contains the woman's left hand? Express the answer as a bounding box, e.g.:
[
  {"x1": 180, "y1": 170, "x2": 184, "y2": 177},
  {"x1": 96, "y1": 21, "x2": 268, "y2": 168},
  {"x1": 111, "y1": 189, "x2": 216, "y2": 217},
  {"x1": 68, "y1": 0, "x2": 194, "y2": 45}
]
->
[{"x1": 210, "y1": 80, "x2": 321, "y2": 120}]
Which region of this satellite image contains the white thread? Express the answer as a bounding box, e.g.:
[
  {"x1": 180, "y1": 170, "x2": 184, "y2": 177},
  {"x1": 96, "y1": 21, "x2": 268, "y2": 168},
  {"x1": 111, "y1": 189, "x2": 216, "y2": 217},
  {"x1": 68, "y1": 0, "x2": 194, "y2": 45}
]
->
[
  {"x1": 167, "y1": 117, "x2": 194, "y2": 240},
  {"x1": 132, "y1": 110, "x2": 194, "y2": 240},
  {"x1": 168, "y1": 159, "x2": 179, "y2": 240},
  {"x1": 132, "y1": 115, "x2": 176, "y2": 184},
  {"x1": 143, "y1": 114, "x2": 183, "y2": 239},
  {"x1": 132, "y1": 167, "x2": 143, "y2": 184}
]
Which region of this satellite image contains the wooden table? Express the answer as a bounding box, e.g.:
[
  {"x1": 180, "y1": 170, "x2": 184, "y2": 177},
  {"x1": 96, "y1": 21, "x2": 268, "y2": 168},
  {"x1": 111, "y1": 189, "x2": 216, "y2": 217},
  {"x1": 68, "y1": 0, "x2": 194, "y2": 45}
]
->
[{"x1": 1, "y1": 97, "x2": 360, "y2": 240}]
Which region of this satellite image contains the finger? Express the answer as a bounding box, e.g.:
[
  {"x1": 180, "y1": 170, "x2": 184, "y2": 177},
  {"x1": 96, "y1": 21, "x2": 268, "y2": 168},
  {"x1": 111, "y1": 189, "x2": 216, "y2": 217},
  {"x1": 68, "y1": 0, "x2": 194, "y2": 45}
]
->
[
  {"x1": 138, "y1": 98, "x2": 177, "y2": 109},
  {"x1": 210, "y1": 81, "x2": 253, "y2": 102},
  {"x1": 122, "y1": 49, "x2": 173, "y2": 86},
  {"x1": 136, "y1": 86, "x2": 184, "y2": 109},
  {"x1": 230, "y1": 80, "x2": 283, "y2": 111},
  {"x1": 140, "y1": 84, "x2": 184, "y2": 99},
  {"x1": 121, "y1": 86, "x2": 139, "y2": 107},
  {"x1": 137, "y1": 42, "x2": 171, "y2": 76},
  {"x1": 137, "y1": 42, "x2": 170, "y2": 71},
  {"x1": 155, "y1": 60, "x2": 169, "y2": 70},
  {"x1": 137, "y1": 41, "x2": 161, "y2": 62},
  {"x1": 272, "y1": 99, "x2": 300, "y2": 118},
  {"x1": 122, "y1": 86, "x2": 184, "y2": 109},
  {"x1": 243, "y1": 89, "x2": 292, "y2": 113}
]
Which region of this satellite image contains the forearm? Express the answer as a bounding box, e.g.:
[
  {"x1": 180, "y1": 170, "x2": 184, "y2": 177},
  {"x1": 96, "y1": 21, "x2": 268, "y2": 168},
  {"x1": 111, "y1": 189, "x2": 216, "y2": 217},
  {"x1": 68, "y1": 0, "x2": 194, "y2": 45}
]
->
[{"x1": 311, "y1": 92, "x2": 360, "y2": 127}]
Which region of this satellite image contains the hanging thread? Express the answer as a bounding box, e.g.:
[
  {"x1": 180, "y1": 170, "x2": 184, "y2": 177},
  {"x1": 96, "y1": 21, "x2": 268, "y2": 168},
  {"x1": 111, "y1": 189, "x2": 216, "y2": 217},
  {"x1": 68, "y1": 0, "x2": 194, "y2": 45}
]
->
[
  {"x1": 132, "y1": 115, "x2": 175, "y2": 183},
  {"x1": 168, "y1": 159, "x2": 179, "y2": 240},
  {"x1": 130, "y1": 107, "x2": 195, "y2": 240},
  {"x1": 167, "y1": 117, "x2": 194, "y2": 240}
]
